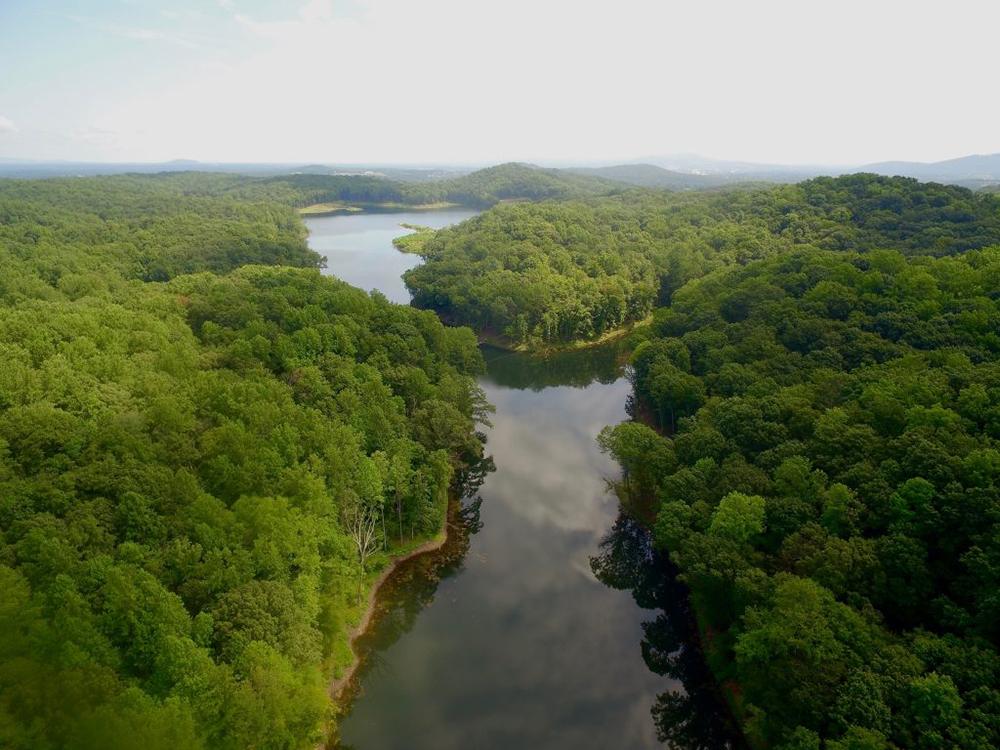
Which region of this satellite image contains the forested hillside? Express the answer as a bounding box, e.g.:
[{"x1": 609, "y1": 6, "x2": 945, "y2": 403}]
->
[
  {"x1": 0, "y1": 175, "x2": 319, "y2": 283},
  {"x1": 432, "y1": 162, "x2": 616, "y2": 207},
  {"x1": 0, "y1": 176, "x2": 490, "y2": 748},
  {"x1": 394, "y1": 171, "x2": 1000, "y2": 746},
  {"x1": 598, "y1": 231, "x2": 1000, "y2": 745},
  {"x1": 7, "y1": 168, "x2": 1000, "y2": 749},
  {"x1": 250, "y1": 162, "x2": 617, "y2": 209},
  {"x1": 567, "y1": 163, "x2": 723, "y2": 190},
  {"x1": 54, "y1": 162, "x2": 621, "y2": 215},
  {"x1": 404, "y1": 176, "x2": 1000, "y2": 348}
]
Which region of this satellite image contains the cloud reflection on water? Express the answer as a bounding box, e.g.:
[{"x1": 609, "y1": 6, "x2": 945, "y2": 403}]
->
[{"x1": 339, "y1": 371, "x2": 676, "y2": 749}]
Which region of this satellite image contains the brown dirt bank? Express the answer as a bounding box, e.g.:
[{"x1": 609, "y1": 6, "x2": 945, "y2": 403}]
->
[{"x1": 325, "y1": 522, "x2": 449, "y2": 704}]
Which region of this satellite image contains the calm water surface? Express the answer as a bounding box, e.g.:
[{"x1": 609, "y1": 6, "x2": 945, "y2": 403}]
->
[
  {"x1": 306, "y1": 208, "x2": 477, "y2": 303},
  {"x1": 306, "y1": 211, "x2": 738, "y2": 749}
]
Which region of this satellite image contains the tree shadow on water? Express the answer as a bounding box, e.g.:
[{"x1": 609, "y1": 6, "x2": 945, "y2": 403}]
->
[
  {"x1": 590, "y1": 513, "x2": 743, "y2": 750},
  {"x1": 336, "y1": 452, "x2": 495, "y2": 718}
]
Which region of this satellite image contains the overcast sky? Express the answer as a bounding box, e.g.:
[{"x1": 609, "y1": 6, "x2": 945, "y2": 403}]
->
[{"x1": 1, "y1": 0, "x2": 997, "y2": 166}]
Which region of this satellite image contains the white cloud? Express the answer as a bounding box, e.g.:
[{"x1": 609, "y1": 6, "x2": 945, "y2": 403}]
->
[
  {"x1": 70, "y1": 127, "x2": 119, "y2": 145},
  {"x1": 32, "y1": 0, "x2": 1000, "y2": 164},
  {"x1": 61, "y1": 13, "x2": 221, "y2": 51},
  {"x1": 0, "y1": 116, "x2": 17, "y2": 134},
  {"x1": 299, "y1": 0, "x2": 334, "y2": 24}
]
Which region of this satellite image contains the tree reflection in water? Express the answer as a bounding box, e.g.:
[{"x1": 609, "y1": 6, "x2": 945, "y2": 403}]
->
[
  {"x1": 334, "y1": 452, "x2": 494, "y2": 717},
  {"x1": 479, "y1": 341, "x2": 628, "y2": 391},
  {"x1": 590, "y1": 513, "x2": 743, "y2": 749}
]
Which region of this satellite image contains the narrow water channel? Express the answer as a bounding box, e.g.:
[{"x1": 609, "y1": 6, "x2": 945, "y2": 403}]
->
[
  {"x1": 308, "y1": 208, "x2": 477, "y2": 304},
  {"x1": 304, "y1": 211, "x2": 738, "y2": 749}
]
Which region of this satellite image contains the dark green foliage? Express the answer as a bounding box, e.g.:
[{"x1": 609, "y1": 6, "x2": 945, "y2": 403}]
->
[
  {"x1": 404, "y1": 175, "x2": 1000, "y2": 347},
  {"x1": 405, "y1": 199, "x2": 663, "y2": 346},
  {"x1": 599, "y1": 190, "x2": 1000, "y2": 746},
  {"x1": 567, "y1": 163, "x2": 723, "y2": 190},
  {"x1": 0, "y1": 176, "x2": 489, "y2": 748},
  {"x1": 150, "y1": 162, "x2": 617, "y2": 211},
  {"x1": 431, "y1": 162, "x2": 616, "y2": 208}
]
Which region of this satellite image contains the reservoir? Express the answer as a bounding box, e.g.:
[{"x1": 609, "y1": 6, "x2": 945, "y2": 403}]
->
[
  {"x1": 304, "y1": 211, "x2": 737, "y2": 749},
  {"x1": 309, "y1": 208, "x2": 477, "y2": 304}
]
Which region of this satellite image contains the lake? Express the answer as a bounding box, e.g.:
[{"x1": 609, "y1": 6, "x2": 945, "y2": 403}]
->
[
  {"x1": 303, "y1": 210, "x2": 738, "y2": 749},
  {"x1": 307, "y1": 208, "x2": 478, "y2": 304}
]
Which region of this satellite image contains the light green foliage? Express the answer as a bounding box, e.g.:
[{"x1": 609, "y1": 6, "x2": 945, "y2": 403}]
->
[
  {"x1": 0, "y1": 175, "x2": 489, "y2": 748},
  {"x1": 825, "y1": 726, "x2": 891, "y2": 750},
  {"x1": 393, "y1": 227, "x2": 435, "y2": 255},
  {"x1": 404, "y1": 174, "x2": 1000, "y2": 347},
  {"x1": 405, "y1": 200, "x2": 662, "y2": 346},
  {"x1": 0, "y1": 174, "x2": 320, "y2": 286},
  {"x1": 776, "y1": 726, "x2": 821, "y2": 750},
  {"x1": 709, "y1": 492, "x2": 766, "y2": 543}
]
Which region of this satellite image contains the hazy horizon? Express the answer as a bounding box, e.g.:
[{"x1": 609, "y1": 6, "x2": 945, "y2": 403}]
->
[
  {"x1": 2, "y1": 149, "x2": 1000, "y2": 171},
  {"x1": 2, "y1": 0, "x2": 998, "y2": 166}
]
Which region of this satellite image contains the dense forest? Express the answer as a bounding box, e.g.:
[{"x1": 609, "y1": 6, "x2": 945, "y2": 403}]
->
[
  {"x1": 430, "y1": 163, "x2": 617, "y2": 207},
  {"x1": 258, "y1": 162, "x2": 616, "y2": 210},
  {"x1": 597, "y1": 209, "x2": 1000, "y2": 745},
  {"x1": 398, "y1": 172, "x2": 1000, "y2": 746},
  {"x1": 0, "y1": 175, "x2": 491, "y2": 748},
  {"x1": 43, "y1": 162, "x2": 622, "y2": 215},
  {"x1": 403, "y1": 176, "x2": 1000, "y2": 349},
  {"x1": 566, "y1": 163, "x2": 728, "y2": 190},
  {"x1": 0, "y1": 175, "x2": 320, "y2": 283},
  {"x1": 6, "y1": 167, "x2": 1000, "y2": 749}
]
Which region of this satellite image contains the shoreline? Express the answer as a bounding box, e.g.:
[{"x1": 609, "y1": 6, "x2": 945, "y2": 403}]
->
[
  {"x1": 609, "y1": 474, "x2": 750, "y2": 749},
  {"x1": 474, "y1": 317, "x2": 654, "y2": 355},
  {"x1": 299, "y1": 201, "x2": 461, "y2": 217},
  {"x1": 325, "y1": 517, "x2": 450, "y2": 704},
  {"x1": 625, "y1": 402, "x2": 751, "y2": 748},
  {"x1": 318, "y1": 499, "x2": 455, "y2": 749},
  {"x1": 391, "y1": 225, "x2": 434, "y2": 255}
]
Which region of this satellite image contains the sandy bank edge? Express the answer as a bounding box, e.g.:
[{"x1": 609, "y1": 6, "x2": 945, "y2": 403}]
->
[{"x1": 325, "y1": 515, "x2": 450, "y2": 704}]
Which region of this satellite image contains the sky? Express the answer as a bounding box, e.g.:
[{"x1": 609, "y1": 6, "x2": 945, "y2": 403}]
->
[{"x1": 1, "y1": 0, "x2": 998, "y2": 166}]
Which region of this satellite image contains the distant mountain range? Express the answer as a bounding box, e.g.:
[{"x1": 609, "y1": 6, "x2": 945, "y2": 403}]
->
[
  {"x1": 631, "y1": 153, "x2": 1000, "y2": 190},
  {"x1": 0, "y1": 158, "x2": 473, "y2": 182},
  {"x1": 565, "y1": 163, "x2": 731, "y2": 189},
  {"x1": 1, "y1": 153, "x2": 998, "y2": 189},
  {"x1": 857, "y1": 153, "x2": 1000, "y2": 188},
  {"x1": 634, "y1": 153, "x2": 811, "y2": 180}
]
